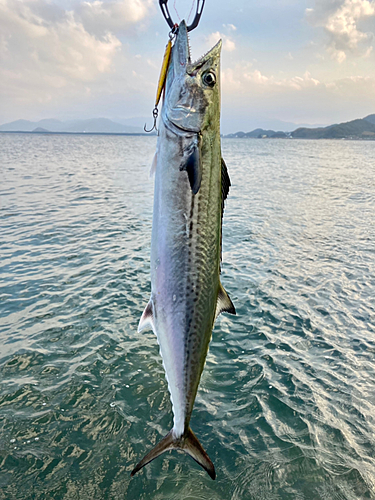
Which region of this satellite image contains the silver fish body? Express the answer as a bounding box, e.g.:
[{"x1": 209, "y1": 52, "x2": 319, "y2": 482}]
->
[{"x1": 131, "y1": 20, "x2": 235, "y2": 480}]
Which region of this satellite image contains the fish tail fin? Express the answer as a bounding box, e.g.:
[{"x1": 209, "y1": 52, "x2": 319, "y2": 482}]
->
[
  {"x1": 130, "y1": 430, "x2": 175, "y2": 477},
  {"x1": 130, "y1": 428, "x2": 216, "y2": 480},
  {"x1": 183, "y1": 427, "x2": 216, "y2": 479}
]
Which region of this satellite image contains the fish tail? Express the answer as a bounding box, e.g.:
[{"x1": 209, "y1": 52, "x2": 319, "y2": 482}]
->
[{"x1": 130, "y1": 427, "x2": 216, "y2": 480}]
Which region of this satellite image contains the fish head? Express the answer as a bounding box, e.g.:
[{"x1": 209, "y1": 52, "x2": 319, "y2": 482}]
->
[{"x1": 163, "y1": 20, "x2": 222, "y2": 134}]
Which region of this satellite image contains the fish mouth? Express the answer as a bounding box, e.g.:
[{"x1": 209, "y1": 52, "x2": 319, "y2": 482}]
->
[
  {"x1": 174, "y1": 21, "x2": 191, "y2": 71},
  {"x1": 175, "y1": 20, "x2": 222, "y2": 69}
]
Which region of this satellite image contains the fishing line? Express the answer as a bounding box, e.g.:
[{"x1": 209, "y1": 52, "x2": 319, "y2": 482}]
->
[
  {"x1": 173, "y1": 0, "x2": 181, "y2": 21},
  {"x1": 173, "y1": 0, "x2": 197, "y2": 24},
  {"x1": 187, "y1": 0, "x2": 196, "y2": 25},
  {"x1": 144, "y1": 0, "x2": 205, "y2": 133}
]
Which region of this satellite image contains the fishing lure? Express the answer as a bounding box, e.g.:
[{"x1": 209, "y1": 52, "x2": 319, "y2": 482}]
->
[
  {"x1": 144, "y1": 37, "x2": 173, "y2": 133},
  {"x1": 144, "y1": 0, "x2": 206, "y2": 133}
]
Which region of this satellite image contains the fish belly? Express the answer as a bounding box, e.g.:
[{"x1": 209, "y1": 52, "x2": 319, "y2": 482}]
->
[{"x1": 150, "y1": 123, "x2": 221, "y2": 437}]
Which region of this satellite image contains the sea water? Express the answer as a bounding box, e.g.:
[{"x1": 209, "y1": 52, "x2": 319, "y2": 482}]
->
[{"x1": 1, "y1": 133, "x2": 374, "y2": 499}]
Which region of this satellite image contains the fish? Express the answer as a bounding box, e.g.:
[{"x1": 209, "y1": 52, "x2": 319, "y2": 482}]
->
[{"x1": 131, "y1": 20, "x2": 235, "y2": 480}]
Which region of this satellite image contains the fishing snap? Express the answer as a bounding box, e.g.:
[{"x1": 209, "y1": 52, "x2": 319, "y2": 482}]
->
[{"x1": 159, "y1": 0, "x2": 206, "y2": 33}]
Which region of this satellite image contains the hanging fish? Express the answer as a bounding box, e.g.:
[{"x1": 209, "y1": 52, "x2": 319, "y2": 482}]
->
[{"x1": 132, "y1": 20, "x2": 235, "y2": 480}]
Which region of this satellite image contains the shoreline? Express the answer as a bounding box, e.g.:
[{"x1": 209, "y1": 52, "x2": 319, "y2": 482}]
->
[
  {"x1": 0, "y1": 130, "x2": 154, "y2": 136},
  {"x1": 0, "y1": 130, "x2": 374, "y2": 140}
]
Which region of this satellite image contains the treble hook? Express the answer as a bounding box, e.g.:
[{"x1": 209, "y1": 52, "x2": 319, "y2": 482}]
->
[
  {"x1": 144, "y1": 107, "x2": 159, "y2": 133},
  {"x1": 159, "y1": 0, "x2": 206, "y2": 32}
]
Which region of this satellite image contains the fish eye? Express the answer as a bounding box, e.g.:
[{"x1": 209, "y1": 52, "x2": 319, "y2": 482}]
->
[{"x1": 202, "y1": 71, "x2": 216, "y2": 87}]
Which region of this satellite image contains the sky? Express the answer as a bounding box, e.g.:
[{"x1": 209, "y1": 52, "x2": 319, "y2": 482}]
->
[{"x1": 1, "y1": 0, "x2": 375, "y2": 133}]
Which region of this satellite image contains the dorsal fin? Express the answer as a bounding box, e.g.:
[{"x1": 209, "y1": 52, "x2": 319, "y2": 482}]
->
[
  {"x1": 221, "y1": 157, "x2": 231, "y2": 211},
  {"x1": 215, "y1": 283, "x2": 236, "y2": 321},
  {"x1": 219, "y1": 157, "x2": 231, "y2": 268},
  {"x1": 138, "y1": 300, "x2": 155, "y2": 333}
]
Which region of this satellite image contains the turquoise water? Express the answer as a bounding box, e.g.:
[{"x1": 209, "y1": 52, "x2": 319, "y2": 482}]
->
[{"x1": 1, "y1": 133, "x2": 375, "y2": 499}]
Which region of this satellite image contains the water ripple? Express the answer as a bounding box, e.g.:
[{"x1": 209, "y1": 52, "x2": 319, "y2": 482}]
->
[{"x1": 1, "y1": 135, "x2": 375, "y2": 498}]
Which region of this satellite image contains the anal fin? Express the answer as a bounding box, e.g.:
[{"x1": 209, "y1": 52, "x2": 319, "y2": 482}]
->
[
  {"x1": 215, "y1": 283, "x2": 236, "y2": 321},
  {"x1": 138, "y1": 300, "x2": 155, "y2": 333}
]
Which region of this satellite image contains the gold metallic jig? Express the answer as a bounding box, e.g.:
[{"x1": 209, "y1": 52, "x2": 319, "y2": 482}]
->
[
  {"x1": 156, "y1": 39, "x2": 172, "y2": 108},
  {"x1": 144, "y1": 39, "x2": 173, "y2": 133}
]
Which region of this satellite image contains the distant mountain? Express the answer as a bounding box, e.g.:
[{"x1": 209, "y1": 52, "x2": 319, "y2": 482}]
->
[
  {"x1": 0, "y1": 119, "x2": 37, "y2": 132},
  {"x1": 2, "y1": 114, "x2": 375, "y2": 139},
  {"x1": 291, "y1": 118, "x2": 375, "y2": 139},
  {"x1": 63, "y1": 118, "x2": 140, "y2": 133},
  {"x1": 0, "y1": 118, "x2": 143, "y2": 134},
  {"x1": 225, "y1": 128, "x2": 287, "y2": 139},
  {"x1": 224, "y1": 114, "x2": 375, "y2": 140},
  {"x1": 221, "y1": 116, "x2": 328, "y2": 135},
  {"x1": 32, "y1": 127, "x2": 49, "y2": 133},
  {"x1": 364, "y1": 114, "x2": 375, "y2": 125},
  {"x1": 37, "y1": 119, "x2": 65, "y2": 131},
  {"x1": 115, "y1": 116, "x2": 150, "y2": 129},
  {"x1": 272, "y1": 131, "x2": 288, "y2": 138}
]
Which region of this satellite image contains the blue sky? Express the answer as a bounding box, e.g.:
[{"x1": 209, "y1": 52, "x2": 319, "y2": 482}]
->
[{"x1": 1, "y1": 0, "x2": 375, "y2": 132}]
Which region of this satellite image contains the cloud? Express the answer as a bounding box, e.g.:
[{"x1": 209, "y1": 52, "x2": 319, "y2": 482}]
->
[
  {"x1": 76, "y1": 0, "x2": 154, "y2": 38},
  {"x1": 307, "y1": 0, "x2": 375, "y2": 62},
  {"x1": 243, "y1": 68, "x2": 269, "y2": 85},
  {"x1": 327, "y1": 74, "x2": 375, "y2": 94},
  {"x1": 207, "y1": 31, "x2": 236, "y2": 52},
  {"x1": 0, "y1": 0, "x2": 154, "y2": 120},
  {"x1": 222, "y1": 65, "x2": 322, "y2": 93},
  {"x1": 221, "y1": 65, "x2": 375, "y2": 131},
  {"x1": 0, "y1": 1, "x2": 121, "y2": 85},
  {"x1": 1, "y1": 0, "x2": 374, "y2": 129},
  {"x1": 222, "y1": 23, "x2": 237, "y2": 32}
]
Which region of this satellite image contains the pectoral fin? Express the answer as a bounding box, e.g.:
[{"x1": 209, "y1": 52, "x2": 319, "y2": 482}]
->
[
  {"x1": 180, "y1": 135, "x2": 202, "y2": 194},
  {"x1": 185, "y1": 146, "x2": 202, "y2": 194},
  {"x1": 215, "y1": 283, "x2": 236, "y2": 320}
]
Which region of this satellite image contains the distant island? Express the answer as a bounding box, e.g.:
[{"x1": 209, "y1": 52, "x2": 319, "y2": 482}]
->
[
  {"x1": 1, "y1": 114, "x2": 375, "y2": 140},
  {"x1": 224, "y1": 114, "x2": 375, "y2": 140},
  {"x1": 0, "y1": 118, "x2": 145, "y2": 135}
]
